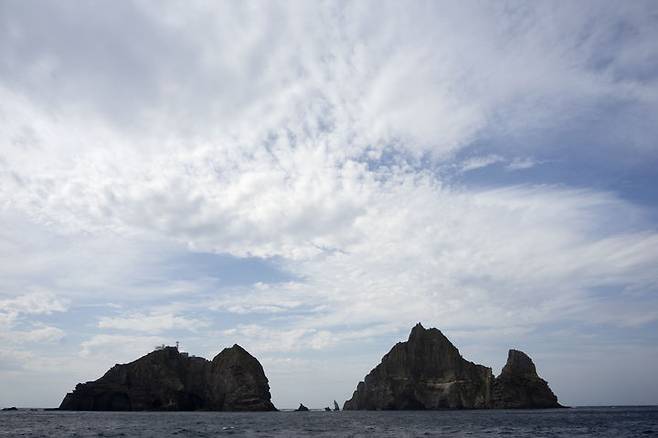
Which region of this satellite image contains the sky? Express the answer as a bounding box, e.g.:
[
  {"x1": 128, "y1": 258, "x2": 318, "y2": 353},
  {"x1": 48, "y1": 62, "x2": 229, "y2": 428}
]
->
[{"x1": 1, "y1": 0, "x2": 658, "y2": 409}]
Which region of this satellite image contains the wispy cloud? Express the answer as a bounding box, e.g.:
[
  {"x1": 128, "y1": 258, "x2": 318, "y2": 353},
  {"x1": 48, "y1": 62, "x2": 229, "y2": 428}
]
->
[
  {"x1": 0, "y1": 291, "x2": 68, "y2": 321},
  {"x1": 0, "y1": 323, "x2": 65, "y2": 344},
  {"x1": 507, "y1": 157, "x2": 539, "y2": 171},
  {"x1": 79, "y1": 334, "x2": 167, "y2": 361},
  {"x1": 459, "y1": 155, "x2": 505, "y2": 172},
  {"x1": 97, "y1": 312, "x2": 208, "y2": 334}
]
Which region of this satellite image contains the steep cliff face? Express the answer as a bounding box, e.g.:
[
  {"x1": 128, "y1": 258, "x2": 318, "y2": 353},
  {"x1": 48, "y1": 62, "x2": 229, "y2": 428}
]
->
[
  {"x1": 343, "y1": 324, "x2": 562, "y2": 410},
  {"x1": 343, "y1": 324, "x2": 493, "y2": 410},
  {"x1": 206, "y1": 345, "x2": 276, "y2": 411},
  {"x1": 59, "y1": 345, "x2": 276, "y2": 411},
  {"x1": 491, "y1": 349, "x2": 561, "y2": 409}
]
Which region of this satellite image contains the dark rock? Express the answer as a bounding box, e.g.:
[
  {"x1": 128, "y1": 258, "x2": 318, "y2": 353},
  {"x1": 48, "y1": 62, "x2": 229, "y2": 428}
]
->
[
  {"x1": 1, "y1": 407, "x2": 18, "y2": 411},
  {"x1": 59, "y1": 345, "x2": 276, "y2": 411},
  {"x1": 333, "y1": 400, "x2": 340, "y2": 411},
  {"x1": 206, "y1": 344, "x2": 276, "y2": 411},
  {"x1": 343, "y1": 323, "x2": 492, "y2": 410},
  {"x1": 491, "y1": 349, "x2": 562, "y2": 408},
  {"x1": 324, "y1": 406, "x2": 331, "y2": 411},
  {"x1": 343, "y1": 323, "x2": 562, "y2": 410},
  {"x1": 295, "y1": 403, "x2": 309, "y2": 411}
]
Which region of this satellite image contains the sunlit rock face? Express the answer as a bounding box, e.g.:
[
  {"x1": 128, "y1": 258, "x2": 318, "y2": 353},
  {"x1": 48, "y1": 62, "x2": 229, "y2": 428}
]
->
[
  {"x1": 343, "y1": 324, "x2": 562, "y2": 410},
  {"x1": 59, "y1": 345, "x2": 276, "y2": 411}
]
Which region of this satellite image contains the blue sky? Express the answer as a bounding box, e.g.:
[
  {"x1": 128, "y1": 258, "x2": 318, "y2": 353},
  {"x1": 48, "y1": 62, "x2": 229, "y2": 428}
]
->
[{"x1": 1, "y1": 1, "x2": 658, "y2": 408}]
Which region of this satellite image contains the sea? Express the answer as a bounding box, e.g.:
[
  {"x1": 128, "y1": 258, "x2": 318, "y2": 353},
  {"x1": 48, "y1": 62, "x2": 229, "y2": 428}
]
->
[{"x1": 1, "y1": 406, "x2": 657, "y2": 437}]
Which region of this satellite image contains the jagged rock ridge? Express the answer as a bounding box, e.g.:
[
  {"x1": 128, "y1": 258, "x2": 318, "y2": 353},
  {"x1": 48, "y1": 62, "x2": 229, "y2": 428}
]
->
[
  {"x1": 59, "y1": 345, "x2": 276, "y2": 411},
  {"x1": 343, "y1": 323, "x2": 562, "y2": 410}
]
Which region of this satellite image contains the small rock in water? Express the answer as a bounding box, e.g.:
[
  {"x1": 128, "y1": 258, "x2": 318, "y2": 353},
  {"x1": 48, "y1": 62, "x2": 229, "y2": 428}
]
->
[{"x1": 295, "y1": 403, "x2": 309, "y2": 411}]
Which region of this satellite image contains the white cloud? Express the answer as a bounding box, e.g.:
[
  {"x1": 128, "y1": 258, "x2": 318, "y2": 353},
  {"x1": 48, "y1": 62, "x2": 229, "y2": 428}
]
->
[
  {"x1": 79, "y1": 334, "x2": 166, "y2": 359},
  {"x1": 0, "y1": 324, "x2": 65, "y2": 344},
  {"x1": 0, "y1": 348, "x2": 34, "y2": 371},
  {"x1": 220, "y1": 325, "x2": 335, "y2": 353},
  {"x1": 507, "y1": 157, "x2": 538, "y2": 170},
  {"x1": 1, "y1": 2, "x2": 657, "y2": 261},
  {"x1": 97, "y1": 312, "x2": 207, "y2": 334},
  {"x1": 283, "y1": 184, "x2": 658, "y2": 334},
  {"x1": 0, "y1": 291, "x2": 68, "y2": 320},
  {"x1": 0, "y1": 291, "x2": 67, "y2": 352},
  {"x1": 0, "y1": 291, "x2": 68, "y2": 345},
  {"x1": 459, "y1": 155, "x2": 505, "y2": 172},
  {"x1": 458, "y1": 155, "x2": 540, "y2": 172},
  {"x1": 207, "y1": 282, "x2": 306, "y2": 315}
]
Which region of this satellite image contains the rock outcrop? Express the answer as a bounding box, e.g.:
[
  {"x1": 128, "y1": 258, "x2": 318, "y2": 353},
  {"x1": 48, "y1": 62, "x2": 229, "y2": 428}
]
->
[
  {"x1": 295, "y1": 403, "x2": 309, "y2": 411},
  {"x1": 59, "y1": 345, "x2": 276, "y2": 411},
  {"x1": 491, "y1": 349, "x2": 561, "y2": 408},
  {"x1": 343, "y1": 323, "x2": 562, "y2": 410},
  {"x1": 343, "y1": 324, "x2": 492, "y2": 410}
]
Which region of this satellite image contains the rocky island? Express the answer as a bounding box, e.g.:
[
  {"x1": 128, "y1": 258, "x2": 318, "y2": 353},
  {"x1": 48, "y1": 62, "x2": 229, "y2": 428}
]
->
[
  {"x1": 343, "y1": 323, "x2": 562, "y2": 410},
  {"x1": 59, "y1": 344, "x2": 276, "y2": 411}
]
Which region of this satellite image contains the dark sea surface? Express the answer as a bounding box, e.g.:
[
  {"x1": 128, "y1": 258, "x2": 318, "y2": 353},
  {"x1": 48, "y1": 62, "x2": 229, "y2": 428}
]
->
[{"x1": 1, "y1": 406, "x2": 657, "y2": 437}]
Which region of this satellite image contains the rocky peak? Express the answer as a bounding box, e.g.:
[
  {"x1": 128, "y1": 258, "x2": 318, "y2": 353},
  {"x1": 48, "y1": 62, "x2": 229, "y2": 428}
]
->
[
  {"x1": 344, "y1": 324, "x2": 562, "y2": 410},
  {"x1": 208, "y1": 343, "x2": 275, "y2": 411},
  {"x1": 59, "y1": 345, "x2": 276, "y2": 411},
  {"x1": 344, "y1": 324, "x2": 493, "y2": 410},
  {"x1": 408, "y1": 322, "x2": 426, "y2": 337},
  {"x1": 500, "y1": 349, "x2": 538, "y2": 378},
  {"x1": 407, "y1": 323, "x2": 455, "y2": 350},
  {"x1": 212, "y1": 344, "x2": 250, "y2": 362},
  {"x1": 492, "y1": 349, "x2": 562, "y2": 409}
]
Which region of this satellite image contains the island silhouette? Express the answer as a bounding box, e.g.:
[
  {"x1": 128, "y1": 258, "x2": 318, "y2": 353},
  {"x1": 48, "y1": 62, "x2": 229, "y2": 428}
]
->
[{"x1": 59, "y1": 324, "x2": 561, "y2": 411}]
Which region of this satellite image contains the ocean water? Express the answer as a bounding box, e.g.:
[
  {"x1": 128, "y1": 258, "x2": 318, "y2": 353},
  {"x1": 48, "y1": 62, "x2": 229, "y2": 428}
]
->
[{"x1": 1, "y1": 406, "x2": 657, "y2": 437}]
